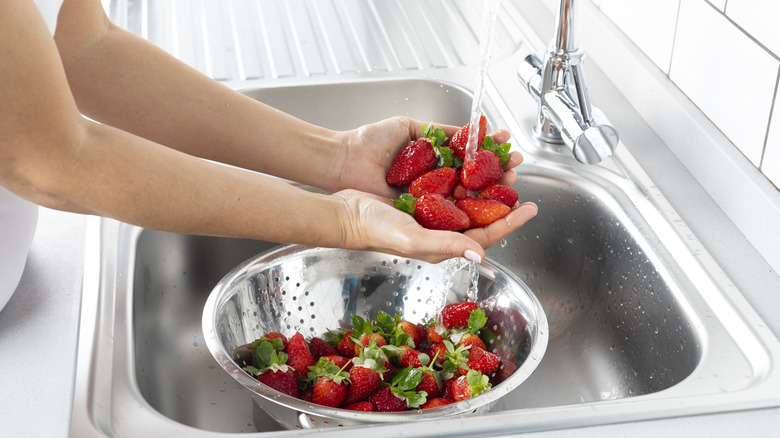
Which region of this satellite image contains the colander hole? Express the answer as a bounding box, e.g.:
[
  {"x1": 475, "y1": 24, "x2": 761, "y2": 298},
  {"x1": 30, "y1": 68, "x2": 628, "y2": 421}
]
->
[
  {"x1": 405, "y1": 260, "x2": 411, "y2": 265},
  {"x1": 395, "y1": 306, "x2": 403, "y2": 313},
  {"x1": 296, "y1": 283, "x2": 301, "y2": 287},
  {"x1": 425, "y1": 276, "x2": 430, "y2": 281},
  {"x1": 300, "y1": 319, "x2": 305, "y2": 324},
  {"x1": 298, "y1": 306, "x2": 302, "y2": 311},
  {"x1": 393, "y1": 259, "x2": 399, "y2": 264},
  {"x1": 281, "y1": 290, "x2": 286, "y2": 296},
  {"x1": 360, "y1": 286, "x2": 366, "y2": 292},
  {"x1": 285, "y1": 276, "x2": 290, "y2": 281},
  {"x1": 385, "y1": 301, "x2": 392, "y2": 307},
  {"x1": 311, "y1": 314, "x2": 316, "y2": 319},
  {"x1": 304, "y1": 291, "x2": 309, "y2": 296},
  {"x1": 309, "y1": 327, "x2": 315, "y2": 332},
  {"x1": 292, "y1": 296, "x2": 297, "y2": 301},
  {"x1": 287, "y1": 311, "x2": 292, "y2": 316},
  {"x1": 416, "y1": 265, "x2": 422, "y2": 270},
  {"x1": 309, "y1": 302, "x2": 315, "y2": 307},
  {"x1": 391, "y1": 291, "x2": 398, "y2": 297},
  {"x1": 386, "y1": 278, "x2": 395, "y2": 285}
]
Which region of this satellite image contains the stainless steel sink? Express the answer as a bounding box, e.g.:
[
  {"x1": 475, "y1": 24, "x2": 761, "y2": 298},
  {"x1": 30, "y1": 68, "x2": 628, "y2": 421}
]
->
[{"x1": 71, "y1": 79, "x2": 780, "y2": 437}]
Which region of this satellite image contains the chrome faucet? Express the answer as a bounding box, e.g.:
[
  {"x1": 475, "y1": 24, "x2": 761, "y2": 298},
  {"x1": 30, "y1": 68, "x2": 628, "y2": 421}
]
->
[{"x1": 517, "y1": 0, "x2": 618, "y2": 164}]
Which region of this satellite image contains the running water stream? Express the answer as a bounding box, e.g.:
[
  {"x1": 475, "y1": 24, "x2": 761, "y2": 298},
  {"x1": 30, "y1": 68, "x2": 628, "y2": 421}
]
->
[{"x1": 431, "y1": 0, "x2": 503, "y2": 315}]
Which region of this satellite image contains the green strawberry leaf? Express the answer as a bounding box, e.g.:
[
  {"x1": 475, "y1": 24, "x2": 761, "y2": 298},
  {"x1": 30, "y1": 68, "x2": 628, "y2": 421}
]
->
[
  {"x1": 466, "y1": 369, "x2": 492, "y2": 397},
  {"x1": 404, "y1": 390, "x2": 428, "y2": 409},
  {"x1": 392, "y1": 366, "x2": 425, "y2": 391},
  {"x1": 481, "y1": 136, "x2": 512, "y2": 165},
  {"x1": 373, "y1": 311, "x2": 398, "y2": 336},
  {"x1": 393, "y1": 193, "x2": 417, "y2": 215},
  {"x1": 351, "y1": 315, "x2": 373, "y2": 338},
  {"x1": 421, "y1": 124, "x2": 448, "y2": 148},
  {"x1": 467, "y1": 308, "x2": 487, "y2": 334},
  {"x1": 434, "y1": 146, "x2": 463, "y2": 168}
]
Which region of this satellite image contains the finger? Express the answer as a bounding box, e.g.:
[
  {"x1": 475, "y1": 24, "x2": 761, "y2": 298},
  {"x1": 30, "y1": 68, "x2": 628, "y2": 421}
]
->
[
  {"x1": 488, "y1": 129, "x2": 511, "y2": 144},
  {"x1": 463, "y1": 202, "x2": 538, "y2": 250},
  {"x1": 497, "y1": 169, "x2": 517, "y2": 187},
  {"x1": 503, "y1": 151, "x2": 524, "y2": 170}
]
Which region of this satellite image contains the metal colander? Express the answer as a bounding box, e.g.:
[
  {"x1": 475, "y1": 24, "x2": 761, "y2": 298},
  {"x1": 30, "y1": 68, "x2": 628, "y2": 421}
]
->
[{"x1": 202, "y1": 245, "x2": 548, "y2": 430}]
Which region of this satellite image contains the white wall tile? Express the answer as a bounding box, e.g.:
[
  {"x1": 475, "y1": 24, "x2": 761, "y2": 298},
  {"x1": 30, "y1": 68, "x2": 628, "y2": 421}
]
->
[
  {"x1": 598, "y1": 0, "x2": 680, "y2": 73},
  {"x1": 726, "y1": 0, "x2": 780, "y2": 56},
  {"x1": 670, "y1": 0, "x2": 778, "y2": 166},
  {"x1": 763, "y1": 91, "x2": 780, "y2": 187}
]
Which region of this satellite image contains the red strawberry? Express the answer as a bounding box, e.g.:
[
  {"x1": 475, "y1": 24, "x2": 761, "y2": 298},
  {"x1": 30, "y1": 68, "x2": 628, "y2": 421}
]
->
[
  {"x1": 232, "y1": 343, "x2": 253, "y2": 368},
  {"x1": 421, "y1": 397, "x2": 454, "y2": 409},
  {"x1": 337, "y1": 331, "x2": 358, "y2": 357},
  {"x1": 298, "y1": 386, "x2": 313, "y2": 402},
  {"x1": 343, "y1": 401, "x2": 376, "y2": 411},
  {"x1": 452, "y1": 182, "x2": 469, "y2": 201},
  {"x1": 285, "y1": 333, "x2": 316, "y2": 380},
  {"x1": 386, "y1": 139, "x2": 438, "y2": 186},
  {"x1": 440, "y1": 302, "x2": 479, "y2": 329},
  {"x1": 427, "y1": 325, "x2": 445, "y2": 344},
  {"x1": 416, "y1": 370, "x2": 441, "y2": 398},
  {"x1": 343, "y1": 364, "x2": 381, "y2": 405},
  {"x1": 381, "y1": 361, "x2": 399, "y2": 381},
  {"x1": 319, "y1": 354, "x2": 352, "y2": 371},
  {"x1": 396, "y1": 320, "x2": 426, "y2": 348},
  {"x1": 460, "y1": 149, "x2": 502, "y2": 191},
  {"x1": 459, "y1": 346, "x2": 500, "y2": 375},
  {"x1": 355, "y1": 333, "x2": 387, "y2": 356},
  {"x1": 414, "y1": 193, "x2": 469, "y2": 231},
  {"x1": 312, "y1": 373, "x2": 349, "y2": 408},
  {"x1": 408, "y1": 167, "x2": 458, "y2": 198},
  {"x1": 448, "y1": 115, "x2": 487, "y2": 161},
  {"x1": 479, "y1": 184, "x2": 519, "y2": 207},
  {"x1": 441, "y1": 376, "x2": 456, "y2": 400},
  {"x1": 397, "y1": 345, "x2": 429, "y2": 368},
  {"x1": 369, "y1": 386, "x2": 408, "y2": 412},
  {"x1": 256, "y1": 366, "x2": 299, "y2": 398},
  {"x1": 456, "y1": 197, "x2": 510, "y2": 228},
  {"x1": 451, "y1": 370, "x2": 492, "y2": 401},
  {"x1": 309, "y1": 337, "x2": 338, "y2": 360},
  {"x1": 426, "y1": 343, "x2": 448, "y2": 366},
  {"x1": 458, "y1": 333, "x2": 486, "y2": 351}
]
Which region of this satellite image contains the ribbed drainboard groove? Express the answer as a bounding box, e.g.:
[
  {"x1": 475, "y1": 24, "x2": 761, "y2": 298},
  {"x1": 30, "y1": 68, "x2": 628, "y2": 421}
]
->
[{"x1": 107, "y1": 0, "x2": 526, "y2": 81}]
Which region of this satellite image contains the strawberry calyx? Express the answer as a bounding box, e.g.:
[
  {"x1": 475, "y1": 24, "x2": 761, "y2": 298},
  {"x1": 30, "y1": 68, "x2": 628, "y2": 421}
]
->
[
  {"x1": 480, "y1": 136, "x2": 512, "y2": 165},
  {"x1": 393, "y1": 193, "x2": 416, "y2": 215},
  {"x1": 306, "y1": 356, "x2": 352, "y2": 387},
  {"x1": 439, "y1": 340, "x2": 471, "y2": 380},
  {"x1": 464, "y1": 369, "x2": 492, "y2": 397}
]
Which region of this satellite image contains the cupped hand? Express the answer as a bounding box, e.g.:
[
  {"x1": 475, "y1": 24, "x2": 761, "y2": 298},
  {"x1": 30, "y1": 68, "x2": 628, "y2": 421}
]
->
[
  {"x1": 332, "y1": 189, "x2": 538, "y2": 264},
  {"x1": 336, "y1": 116, "x2": 522, "y2": 197}
]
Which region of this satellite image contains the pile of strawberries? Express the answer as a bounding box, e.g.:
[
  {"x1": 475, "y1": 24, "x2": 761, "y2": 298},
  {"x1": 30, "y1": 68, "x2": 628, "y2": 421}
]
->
[
  {"x1": 233, "y1": 301, "x2": 520, "y2": 412},
  {"x1": 387, "y1": 116, "x2": 519, "y2": 230}
]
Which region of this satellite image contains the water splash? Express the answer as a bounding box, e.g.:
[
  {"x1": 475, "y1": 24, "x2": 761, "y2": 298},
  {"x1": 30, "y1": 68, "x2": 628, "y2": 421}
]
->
[{"x1": 464, "y1": 0, "x2": 503, "y2": 164}]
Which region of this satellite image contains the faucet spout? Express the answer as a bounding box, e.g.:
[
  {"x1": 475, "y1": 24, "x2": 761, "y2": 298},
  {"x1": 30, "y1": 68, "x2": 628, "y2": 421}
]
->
[{"x1": 517, "y1": 0, "x2": 618, "y2": 164}]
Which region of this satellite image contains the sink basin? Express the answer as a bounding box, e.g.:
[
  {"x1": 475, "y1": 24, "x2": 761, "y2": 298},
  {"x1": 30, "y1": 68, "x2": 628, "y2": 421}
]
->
[{"x1": 71, "y1": 79, "x2": 780, "y2": 437}]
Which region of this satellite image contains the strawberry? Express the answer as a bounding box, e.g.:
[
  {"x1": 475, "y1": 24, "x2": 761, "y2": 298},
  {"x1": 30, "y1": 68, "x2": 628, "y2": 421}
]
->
[
  {"x1": 456, "y1": 197, "x2": 510, "y2": 228},
  {"x1": 426, "y1": 343, "x2": 448, "y2": 367},
  {"x1": 421, "y1": 397, "x2": 454, "y2": 409},
  {"x1": 416, "y1": 366, "x2": 441, "y2": 398},
  {"x1": 369, "y1": 386, "x2": 409, "y2": 412},
  {"x1": 441, "y1": 302, "x2": 479, "y2": 329},
  {"x1": 386, "y1": 139, "x2": 438, "y2": 186},
  {"x1": 232, "y1": 343, "x2": 253, "y2": 368},
  {"x1": 396, "y1": 320, "x2": 426, "y2": 348},
  {"x1": 343, "y1": 341, "x2": 387, "y2": 405},
  {"x1": 343, "y1": 401, "x2": 375, "y2": 411},
  {"x1": 448, "y1": 115, "x2": 487, "y2": 161},
  {"x1": 336, "y1": 330, "x2": 358, "y2": 357},
  {"x1": 413, "y1": 193, "x2": 470, "y2": 231},
  {"x1": 298, "y1": 386, "x2": 313, "y2": 402},
  {"x1": 408, "y1": 167, "x2": 458, "y2": 198},
  {"x1": 459, "y1": 346, "x2": 500, "y2": 375},
  {"x1": 284, "y1": 333, "x2": 316, "y2": 380},
  {"x1": 355, "y1": 333, "x2": 387, "y2": 356},
  {"x1": 397, "y1": 345, "x2": 429, "y2": 368},
  {"x1": 460, "y1": 149, "x2": 502, "y2": 191},
  {"x1": 451, "y1": 182, "x2": 469, "y2": 201},
  {"x1": 309, "y1": 337, "x2": 338, "y2": 360},
  {"x1": 451, "y1": 370, "x2": 492, "y2": 401},
  {"x1": 256, "y1": 366, "x2": 299, "y2": 398},
  {"x1": 458, "y1": 333, "x2": 486, "y2": 351},
  {"x1": 479, "y1": 184, "x2": 519, "y2": 207},
  {"x1": 243, "y1": 339, "x2": 299, "y2": 398},
  {"x1": 343, "y1": 364, "x2": 381, "y2": 405},
  {"x1": 319, "y1": 354, "x2": 352, "y2": 371},
  {"x1": 426, "y1": 324, "x2": 445, "y2": 344},
  {"x1": 312, "y1": 370, "x2": 350, "y2": 408}
]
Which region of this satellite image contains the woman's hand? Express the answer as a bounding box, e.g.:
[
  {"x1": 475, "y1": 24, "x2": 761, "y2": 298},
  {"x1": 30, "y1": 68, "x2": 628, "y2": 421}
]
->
[
  {"x1": 332, "y1": 189, "x2": 538, "y2": 264},
  {"x1": 335, "y1": 116, "x2": 523, "y2": 198}
]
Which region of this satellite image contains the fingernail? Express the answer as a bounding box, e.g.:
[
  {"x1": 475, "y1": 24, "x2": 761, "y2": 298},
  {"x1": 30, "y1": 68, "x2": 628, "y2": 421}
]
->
[{"x1": 464, "y1": 249, "x2": 482, "y2": 264}]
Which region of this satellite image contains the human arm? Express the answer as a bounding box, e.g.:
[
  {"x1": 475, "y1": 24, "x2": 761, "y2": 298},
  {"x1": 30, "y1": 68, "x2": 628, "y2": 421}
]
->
[{"x1": 1, "y1": 0, "x2": 536, "y2": 264}]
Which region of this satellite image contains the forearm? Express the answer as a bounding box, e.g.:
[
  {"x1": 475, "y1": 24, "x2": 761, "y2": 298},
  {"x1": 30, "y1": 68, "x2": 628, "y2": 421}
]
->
[{"x1": 54, "y1": 0, "x2": 349, "y2": 192}]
